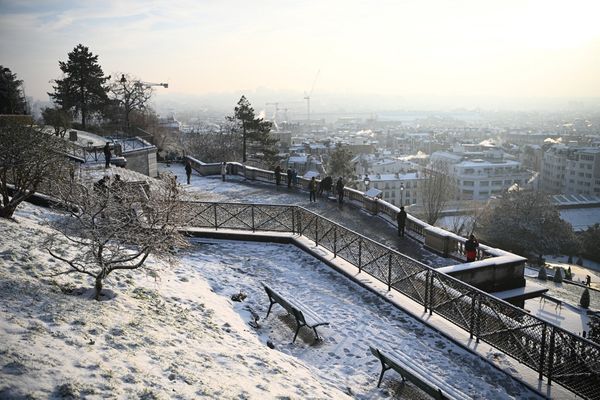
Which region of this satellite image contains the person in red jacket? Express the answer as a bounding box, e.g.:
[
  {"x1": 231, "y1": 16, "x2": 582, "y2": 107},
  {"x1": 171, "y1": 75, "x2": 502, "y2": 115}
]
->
[{"x1": 465, "y1": 234, "x2": 479, "y2": 262}]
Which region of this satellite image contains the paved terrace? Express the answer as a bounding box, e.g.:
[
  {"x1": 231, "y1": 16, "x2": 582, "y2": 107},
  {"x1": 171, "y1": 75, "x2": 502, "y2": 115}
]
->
[{"x1": 161, "y1": 163, "x2": 455, "y2": 269}]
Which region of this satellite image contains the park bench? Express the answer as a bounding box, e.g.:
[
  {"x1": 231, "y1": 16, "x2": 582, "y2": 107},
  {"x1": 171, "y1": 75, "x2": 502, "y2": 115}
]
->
[
  {"x1": 540, "y1": 293, "x2": 562, "y2": 310},
  {"x1": 369, "y1": 346, "x2": 471, "y2": 400},
  {"x1": 263, "y1": 284, "x2": 330, "y2": 343}
]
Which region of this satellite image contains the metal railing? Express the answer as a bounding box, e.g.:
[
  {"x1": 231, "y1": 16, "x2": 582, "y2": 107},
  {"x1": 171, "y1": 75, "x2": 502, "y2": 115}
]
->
[{"x1": 182, "y1": 201, "x2": 600, "y2": 400}]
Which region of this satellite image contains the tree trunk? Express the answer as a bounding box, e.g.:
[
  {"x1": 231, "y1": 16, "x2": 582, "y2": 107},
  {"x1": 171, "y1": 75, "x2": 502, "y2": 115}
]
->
[
  {"x1": 94, "y1": 275, "x2": 103, "y2": 300},
  {"x1": 0, "y1": 205, "x2": 17, "y2": 219}
]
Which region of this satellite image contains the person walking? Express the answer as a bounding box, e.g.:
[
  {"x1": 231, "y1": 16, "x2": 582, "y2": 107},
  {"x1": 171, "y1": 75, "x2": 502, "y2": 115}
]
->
[
  {"x1": 103, "y1": 142, "x2": 112, "y2": 169},
  {"x1": 396, "y1": 206, "x2": 407, "y2": 237},
  {"x1": 185, "y1": 161, "x2": 193, "y2": 185},
  {"x1": 309, "y1": 177, "x2": 317, "y2": 202},
  {"x1": 286, "y1": 168, "x2": 292, "y2": 188},
  {"x1": 465, "y1": 234, "x2": 479, "y2": 262},
  {"x1": 274, "y1": 165, "x2": 282, "y2": 186},
  {"x1": 336, "y1": 177, "x2": 344, "y2": 204},
  {"x1": 221, "y1": 162, "x2": 227, "y2": 181}
]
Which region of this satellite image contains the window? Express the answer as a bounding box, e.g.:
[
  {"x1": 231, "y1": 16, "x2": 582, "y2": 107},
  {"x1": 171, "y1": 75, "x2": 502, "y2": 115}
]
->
[
  {"x1": 492, "y1": 180, "x2": 502, "y2": 186},
  {"x1": 504, "y1": 180, "x2": 512, "y2": 185},
  {"x1": 463, "y1": 180, "x2": 474, "y2": 186},
  {"x1": 480, "y1": 181, "x2": 489, "y2": 187}
]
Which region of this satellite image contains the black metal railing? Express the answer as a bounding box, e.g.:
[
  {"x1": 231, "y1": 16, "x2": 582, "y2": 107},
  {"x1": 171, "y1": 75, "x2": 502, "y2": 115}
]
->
[{"x1": 182, "y1": 201, "x2": 600, "y2": 400}]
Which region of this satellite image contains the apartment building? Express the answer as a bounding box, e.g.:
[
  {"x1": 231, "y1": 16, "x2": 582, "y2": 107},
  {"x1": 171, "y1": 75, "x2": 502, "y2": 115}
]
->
[
  {"x1": 541, "y1": 145, "x2": 600, "y2": 195},
  {"x1": 430, "y1": 145, "x2": 531, "y2": 200}
]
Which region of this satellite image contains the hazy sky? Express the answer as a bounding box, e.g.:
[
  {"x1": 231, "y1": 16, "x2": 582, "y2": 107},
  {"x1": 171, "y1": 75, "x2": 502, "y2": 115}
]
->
[{"x1": 2, "y1": 0, "x2": 600, "y2": 107}]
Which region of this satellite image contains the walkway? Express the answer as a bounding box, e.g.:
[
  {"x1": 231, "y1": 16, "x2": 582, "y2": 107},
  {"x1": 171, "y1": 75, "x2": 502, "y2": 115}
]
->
[{"x1": 161, "y1": 163, "x2": 454, "y2": 269}]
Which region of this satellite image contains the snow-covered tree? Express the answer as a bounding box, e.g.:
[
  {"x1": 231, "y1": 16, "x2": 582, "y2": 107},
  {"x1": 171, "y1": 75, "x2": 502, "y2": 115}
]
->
[
  {"x1": 477, "y1": 190, "x2": 578, "y2": 258},
  {"x1": 0, "y1": 120, "x2": 69, "y2": 219},
  {"x1": 327, "y1": 143, "x2": 355, "y2": 185},
  {"x1": 47, "y1": 175, "x2": 190, "y2": 300}
]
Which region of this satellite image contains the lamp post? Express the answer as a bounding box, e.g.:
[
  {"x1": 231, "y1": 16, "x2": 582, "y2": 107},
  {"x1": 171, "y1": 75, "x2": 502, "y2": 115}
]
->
[
  {"x1": 400, "y1": 182, "x2": 404, "y2": 205},
  {"x1": 364, "y1": 175, "x2": 370, "y2": 192}
]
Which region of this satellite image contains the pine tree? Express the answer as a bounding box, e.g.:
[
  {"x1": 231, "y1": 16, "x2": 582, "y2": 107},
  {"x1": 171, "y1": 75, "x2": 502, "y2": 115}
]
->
[
  {"x1": 49, "y1": 44, "x2": 109, "y2": 129},
  {"x1": 229, "y1": 96, "x2": 276, "y2": 167},
  {"x1": 580, "y1": 288, "x2": 590, "y2": 308},
  {"x1": 0, "y1": 66, "x2": 28, "y2": 114},
  {"x1": 328, "y1": 143, "x2": 355, "y2": 185}
]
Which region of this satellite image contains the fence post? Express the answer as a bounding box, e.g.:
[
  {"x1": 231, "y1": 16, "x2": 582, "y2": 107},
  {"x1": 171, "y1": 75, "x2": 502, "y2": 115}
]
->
[
  {"x1": 387, "y1": 253, "x2": 392, "y2": 291},
  {"x1": 291, "y1": 207, "x2": 295, "y2": 234},
  {"x1": 297, "y1": 209, "x2": 302, "y2": 236},
  {"x1": 358, "y1": 239, "x2": 362, "y2": 273},
  {"x1": 429, "y1": 272, "x2": 434, "y2": 315},
  {"x1": 539, "y1": 324, "x2": 547, "y2": 381},
  {"x1": 315, "y1": 217, "x2": 319, "y2": 246},
  {"x1": 213, "y1": 204, "x2": 218, "y2": 230},
  {"x1": 469, "y1": 292, "x2": 477, "y2": 339},
  {"x1": 251, "y1": 206, "x2": 255, "y2": 232},
  {"x1": 475, "y1": 297, "x2": 482, "y2": 342},
  {"x1": 333, "y1": 227, "x2": 337, "y2": 258},
  {"x1": 424, "y1": 270, "x2": 430, "y2": 313},
  {"x1": 547, "y1": 327, "x2": 556, "y2": 385}
]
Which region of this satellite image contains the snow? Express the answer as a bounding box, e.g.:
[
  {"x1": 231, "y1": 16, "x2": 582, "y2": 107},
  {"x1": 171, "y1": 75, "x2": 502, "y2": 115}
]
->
[
  {"x1": 0, "y1": 166, "x2": 565, "y2": 399},
  {"x1": 0, "y1": 203, "x2": 350, "y2": 399}
]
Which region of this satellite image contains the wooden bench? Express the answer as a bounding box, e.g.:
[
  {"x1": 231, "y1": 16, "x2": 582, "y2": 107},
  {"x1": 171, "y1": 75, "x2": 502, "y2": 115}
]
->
[
  {"x1": 369, "y1": 346, "x2": 470, "y2": 400},
  {"x1": 263, "y1": 284, "x2": 330, "y2": 343},
  {"x1": 540, "y1": 294, "x2": 562, "y2": 310}
]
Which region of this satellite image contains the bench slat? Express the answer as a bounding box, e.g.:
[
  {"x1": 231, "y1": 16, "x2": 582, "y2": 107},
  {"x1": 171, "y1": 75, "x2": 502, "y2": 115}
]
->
[{"x1": 370, "y1": 346, "x2": 471, "y2": 400}]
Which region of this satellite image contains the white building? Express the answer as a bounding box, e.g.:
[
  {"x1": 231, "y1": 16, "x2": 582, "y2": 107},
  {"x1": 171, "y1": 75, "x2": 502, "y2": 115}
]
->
[
  {"x1": 358, "y1": 172, "x2": 422, "y2": 206},
  {"x1": 541, "y1": 145, "x2": 600, "y2": 195},
  {"x1": 431, "y1": 145, "x2": 531, "y2": 201}
]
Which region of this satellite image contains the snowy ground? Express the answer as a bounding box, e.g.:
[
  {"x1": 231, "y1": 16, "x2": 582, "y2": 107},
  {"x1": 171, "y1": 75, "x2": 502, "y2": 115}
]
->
[
  {"x1": 182, "y1": 238, "x2": 542, "y2": 399},
  {"x1": 0, "y1": 197, "x2": 545, "y2": 399},
  {"x1": 0, "y1": 203, "x2": 351, "y2": 399}
]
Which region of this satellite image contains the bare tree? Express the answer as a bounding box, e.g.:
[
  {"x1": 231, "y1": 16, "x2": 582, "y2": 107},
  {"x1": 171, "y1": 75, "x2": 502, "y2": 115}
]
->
[
  {"x1": 0, "y1": 121, "x2": 69, "y2": 219},
  {"x1": 420, "y1": 161, "x2": 454, "y2": 225},
  {"x1": 184, "y1": 120, "x2": 242, "y2": 162},
  {"x1": 46, "y1": 175, "x2": 189, "y2": 300},
  {"x1": 42, "y1": 107, "x2": 72, "y2": 138},
  {"x1": 107, "y1": 73, "x2": 154, "y2": 133},
  {"x1": 477, "y1": 189, "x2": 578, "y2": 258}
]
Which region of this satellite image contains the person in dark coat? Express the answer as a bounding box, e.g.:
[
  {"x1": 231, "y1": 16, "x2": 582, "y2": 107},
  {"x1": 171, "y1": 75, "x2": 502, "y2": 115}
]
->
[
  {"x1": 320, "y1": 176, "x2": 332, "y2": 197},
  {"x1": 465, "y1": 234, "x2": 479, "y2": 262},
  {"x1": 103, "y1": 142, "x2": 112, "y2": 168},
  {"x1": 309, "y1": 177, "x2": 317, "y2": 202},
  {"x1": 274, "y1": 165, "x2": 282, "y2": 186},
  {"x1": 336, "y1": 177, "x2": 344, "y2": 204},
  {"x1": 396, "y1": 206, "x2": 407, "y2": 237},
  {"x1": 286, "y1": 168, "x2": 292, "y2": 188},
  {"x1": 185, "y1": 161, "x2": 193, "y2": 185}
]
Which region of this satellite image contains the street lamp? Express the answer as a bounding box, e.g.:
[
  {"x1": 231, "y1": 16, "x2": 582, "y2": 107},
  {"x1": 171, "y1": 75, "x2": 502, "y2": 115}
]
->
[
  {"x1": 400, "y1": 182, "x2": 404, "y2": 205},
  {"x1": 364, "y1": 175, "x2": 370, "y2": 192}
]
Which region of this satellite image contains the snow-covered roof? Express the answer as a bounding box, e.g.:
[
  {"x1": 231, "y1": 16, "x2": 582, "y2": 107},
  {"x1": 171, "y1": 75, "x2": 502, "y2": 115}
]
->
[{"x1": 362, "y1": 173, "x2": 419, "y2": 181}]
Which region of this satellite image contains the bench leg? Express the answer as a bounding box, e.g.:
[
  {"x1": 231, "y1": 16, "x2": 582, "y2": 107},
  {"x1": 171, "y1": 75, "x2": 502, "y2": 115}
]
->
[
  {"x1": 293, "y1": 324, "x2": 302, "y2": 343},
  {"x1": 265, "y1": 299, "x2": 275, "y2": 319},
  {"x1": 312, "y1": 327, "x2": 320, "y2": 342},
  {"x1": 377, "y1": 365, "x2": 391, "y2": 388}
]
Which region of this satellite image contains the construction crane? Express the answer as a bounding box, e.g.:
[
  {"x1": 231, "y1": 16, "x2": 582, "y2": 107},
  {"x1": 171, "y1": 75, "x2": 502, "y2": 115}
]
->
[
  {"x1": 120, "y1": 74, "x2": 168, "y2": 89},
  {"x1": 304, "y1": 69, "x2": 320, "y2": 122}
]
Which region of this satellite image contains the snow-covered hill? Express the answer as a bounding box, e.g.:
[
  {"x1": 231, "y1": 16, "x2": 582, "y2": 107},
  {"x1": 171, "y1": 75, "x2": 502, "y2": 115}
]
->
[{"x1": 0, "y1": 202, "x2": 350, "y2": 399}]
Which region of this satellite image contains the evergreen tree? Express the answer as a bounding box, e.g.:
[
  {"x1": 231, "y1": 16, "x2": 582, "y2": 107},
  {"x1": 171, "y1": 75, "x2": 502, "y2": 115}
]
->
[
  {"x1": 0, "y1": 66, "x2": 28, "y2": 114},
  {"x1": 580, "y1": 288, "x2": 590, "y2": 308},
  {"x1": 49, "y1": 44, "x2": 109, "y2": 129},
  {"x1": 328, "y1": 143, "x2": 355, "y2": 184},
  {"x1": 228, "y1": 96, "x2": 276, "y2": 167}
]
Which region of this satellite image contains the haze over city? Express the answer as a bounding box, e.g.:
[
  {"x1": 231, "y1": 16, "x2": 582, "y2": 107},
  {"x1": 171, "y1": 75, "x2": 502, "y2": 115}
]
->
[{"x1": 2, "y1": 0, "x2": 600, "y2": 111}]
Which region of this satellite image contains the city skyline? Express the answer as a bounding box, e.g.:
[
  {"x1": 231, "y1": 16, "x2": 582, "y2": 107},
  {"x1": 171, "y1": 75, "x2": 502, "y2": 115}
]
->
[{"x1": 2, "y1": 0, "x2": 600, "y2": 110}]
